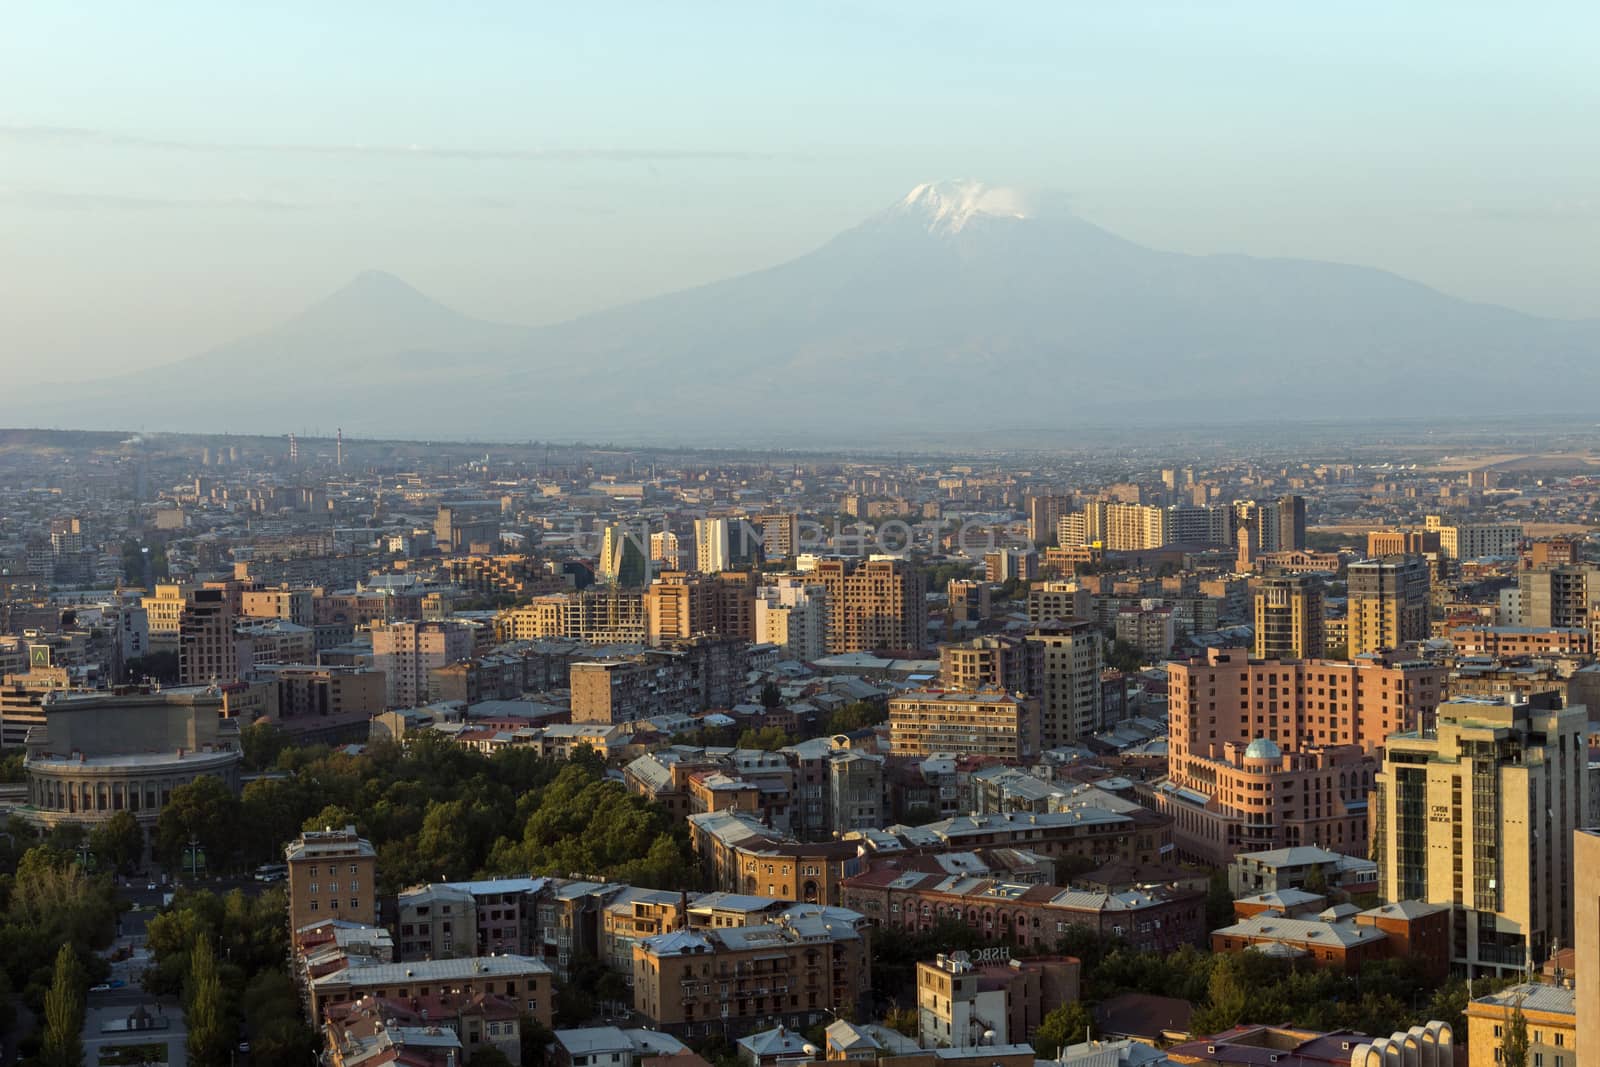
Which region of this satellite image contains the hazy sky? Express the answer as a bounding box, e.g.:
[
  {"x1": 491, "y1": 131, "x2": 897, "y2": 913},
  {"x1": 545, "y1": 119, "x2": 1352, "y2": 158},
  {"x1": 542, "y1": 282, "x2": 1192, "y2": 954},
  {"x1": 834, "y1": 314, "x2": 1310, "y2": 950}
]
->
[{"x1": 3, "y1": 2, "x2": 1597, "y2": 383}]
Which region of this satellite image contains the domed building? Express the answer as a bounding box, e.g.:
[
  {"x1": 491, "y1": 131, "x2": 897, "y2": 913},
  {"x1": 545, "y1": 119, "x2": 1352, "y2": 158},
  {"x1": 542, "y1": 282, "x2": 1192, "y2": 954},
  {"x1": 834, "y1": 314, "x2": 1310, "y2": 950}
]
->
[
  {"x1": 21, "y1": 685, "x2": 241, "y2": 828},
  {"x1": 1242, "y1": 737, "x2": 1283, "y2": 763}
]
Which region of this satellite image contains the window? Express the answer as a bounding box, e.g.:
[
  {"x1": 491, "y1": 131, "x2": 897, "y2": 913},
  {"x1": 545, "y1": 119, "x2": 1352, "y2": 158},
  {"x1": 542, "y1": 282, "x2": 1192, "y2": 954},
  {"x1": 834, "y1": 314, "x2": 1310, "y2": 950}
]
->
[
  {"x1": 309, "y1": 900, "x2": 319, "y2": 912},
  {"x1": 350, "y1": 863, "x2": 359, "y2": 874},
  {"x1": 350, "y1": 899, "x2": 359, "y2": 910},
  {"x1": 527, "y1": 999, "x2": 538, "y2": 1011}
]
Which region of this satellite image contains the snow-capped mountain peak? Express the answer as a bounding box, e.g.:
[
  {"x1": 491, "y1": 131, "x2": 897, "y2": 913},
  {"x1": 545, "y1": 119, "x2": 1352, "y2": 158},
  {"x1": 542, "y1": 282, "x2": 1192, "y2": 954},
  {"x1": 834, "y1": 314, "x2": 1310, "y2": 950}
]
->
[{"x1": 891, "y1": 179, "x2": 1063, "y2": 234}]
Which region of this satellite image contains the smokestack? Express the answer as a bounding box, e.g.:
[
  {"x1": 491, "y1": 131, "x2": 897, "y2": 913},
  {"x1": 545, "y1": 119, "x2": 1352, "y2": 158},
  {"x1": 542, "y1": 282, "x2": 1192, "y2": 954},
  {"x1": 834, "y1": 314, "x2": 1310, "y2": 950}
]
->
[{"x1": 337, "y1": 428, "x2": 343, "y2": 468}]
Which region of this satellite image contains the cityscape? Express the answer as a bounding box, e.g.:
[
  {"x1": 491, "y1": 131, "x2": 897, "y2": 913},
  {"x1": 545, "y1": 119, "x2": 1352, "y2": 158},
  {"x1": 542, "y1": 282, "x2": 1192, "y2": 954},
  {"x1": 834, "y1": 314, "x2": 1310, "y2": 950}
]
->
[{"x1": 4, "y1": 6, "x2": 1600, "y2": 1067}]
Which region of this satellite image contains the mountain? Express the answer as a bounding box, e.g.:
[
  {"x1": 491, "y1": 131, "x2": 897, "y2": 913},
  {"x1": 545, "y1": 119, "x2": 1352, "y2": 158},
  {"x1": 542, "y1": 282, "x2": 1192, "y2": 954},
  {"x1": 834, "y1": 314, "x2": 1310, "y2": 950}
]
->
[{"x1": 16, "y1": 180, "x2": 1599, "y2": 443}]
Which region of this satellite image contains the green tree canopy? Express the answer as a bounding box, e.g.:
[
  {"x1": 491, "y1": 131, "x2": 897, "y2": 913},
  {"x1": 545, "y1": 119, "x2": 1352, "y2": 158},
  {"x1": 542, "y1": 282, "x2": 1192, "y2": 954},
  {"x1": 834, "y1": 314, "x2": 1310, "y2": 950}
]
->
[
  {"x1": 40, "y1": 943, "x2": 85, "y2": 1067},
  {"x1": 156, "y1": 775, "x2": 242, "y2": 874},
  {"x1": 91, "y1": 810, "x2": 146, "y2": 873}
]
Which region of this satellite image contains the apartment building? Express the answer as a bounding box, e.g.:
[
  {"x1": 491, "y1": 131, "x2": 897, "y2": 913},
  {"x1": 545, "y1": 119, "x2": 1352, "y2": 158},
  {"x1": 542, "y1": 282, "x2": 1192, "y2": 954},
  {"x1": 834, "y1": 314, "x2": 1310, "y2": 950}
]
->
[
  {"x1": 1252, "y1": 574, "x2": 1325, "y2": 660},
  {"x1": 372, "y1": 619, "x2": 475, "y2": 708},
  {"x1": 1025, "y1": 621, "x2": 1105, "y2": 749},
  {"x1": 888, "y1": 689, "x2": 1040, "y2": 761},
  {"x1": 813, "y1": 558, "x2": 927, "y2": 655},
  {"x1": 1347, "y1": 556, "x2": 1431, "y2": 656},
  {"x1": 1427, "y1": 517, "x2": 1525, "y2": 561},
  {"x1": 286, "y1": 826, "x2": 379, "y2": 939},
  {"x1": 309, "y1": 955, "x2": 552, "y2": 1029},
  {"x1": 1373, "y1": 694, "x2": 1587, "y2": 975},
  {"x1": 631, "y1": 907, "x2": 871, "y2": 1039},
  {"x1": 916, "y1": 951, "x2": 1080, "y2": 1048},
  {"x1": 685, "y1": 809, "x2": 863, "y2": 904},
  {"x1": 939, "y1": 634, "x2": 1038, "y2": 694},
  {"x1": 1520, "y1": 566, "x2": 1600, "y2": 629},
  {"x1": 1153, "y1": 648, "x2": 1445, "y2": 863},
  {"x1": 754, "y1": 578, "x2": 829, "y2": 662},
  {"x1": 840, "y1": 866, "x2": 1204, "y2": 955}
]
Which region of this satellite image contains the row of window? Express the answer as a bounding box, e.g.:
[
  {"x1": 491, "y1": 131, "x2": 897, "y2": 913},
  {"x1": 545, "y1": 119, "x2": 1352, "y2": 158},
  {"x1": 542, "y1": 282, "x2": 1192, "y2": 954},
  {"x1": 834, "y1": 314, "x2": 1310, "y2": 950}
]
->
[{"x1": 307, "y1": 900, "x2": 363, "y2": 912}]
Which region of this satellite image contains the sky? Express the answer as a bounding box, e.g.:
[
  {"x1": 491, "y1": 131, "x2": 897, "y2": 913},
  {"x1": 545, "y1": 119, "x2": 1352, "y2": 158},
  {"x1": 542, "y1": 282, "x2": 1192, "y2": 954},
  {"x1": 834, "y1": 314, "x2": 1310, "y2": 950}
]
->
[{"x1": 2, "y1": 1, "x2": 1598, "y2": 384}]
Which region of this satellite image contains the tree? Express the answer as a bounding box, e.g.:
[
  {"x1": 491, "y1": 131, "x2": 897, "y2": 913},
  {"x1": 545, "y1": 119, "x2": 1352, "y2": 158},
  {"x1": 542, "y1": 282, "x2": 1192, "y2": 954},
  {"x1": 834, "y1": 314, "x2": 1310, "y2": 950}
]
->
[
  {"x1": 186, "y1": 934, "x2": 231, "y2": 1067},
  {"x1": 759, "y1": 682, "x2": 782, "y2": 708},
  {"x1": 1302, "y1": 864, "x2": 1329, "y2": 896},
  {"x1": 40, "y1": 943, "x2": 85, "y2": 1067},
  {"x1": 1034, "y1": 1000, "x2": 1095, "y2": 1057},
  {"x1": 823, "y1": 700, "x2": 886, "y2": 736},
  {"x1": 470, "y1": 1046, "x2": 516, "y2": 1066},
  {"x1": 303, "y1": 803, "x2": 362, "y2": 835},
  {"x1": 91, "y1": 810, "x2": 146, "y2": 873},
  {"x1": 737, "y1": 725, "x2": 795, "y2": 751},
  {"x1": 884, "y1": 1004, "x2": 918, "y2": 1037},
  {"x1": 1502, "y1": 998, "x2": 1530, "y2": 1067},
  {"x1": 1206, "y1": 870, "x2": 1236, "y2": 930},
  {"x1": 156, "y1": 775, "x2": 241, "y2": 875},
  {"x1": 1104, "y1": 638, "x2": 1144, "y2": 673},
  {"x1": 240, "y1": 721, "x2": 289, "y2": 770},
  {"x1": 521, "y1": 1015, "x2": 556, "y2": 1067}
]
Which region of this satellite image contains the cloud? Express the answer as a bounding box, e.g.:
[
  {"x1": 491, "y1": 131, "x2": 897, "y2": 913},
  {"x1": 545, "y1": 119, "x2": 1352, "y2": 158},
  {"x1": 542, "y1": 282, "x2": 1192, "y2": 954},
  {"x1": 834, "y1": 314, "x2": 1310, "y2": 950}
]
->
[
  {"x1": 0, "y1": 124, "x2": 783, "y2": 162},
  {"x1": 0, "y1": 186, "x2": 303, "y2": 211}
]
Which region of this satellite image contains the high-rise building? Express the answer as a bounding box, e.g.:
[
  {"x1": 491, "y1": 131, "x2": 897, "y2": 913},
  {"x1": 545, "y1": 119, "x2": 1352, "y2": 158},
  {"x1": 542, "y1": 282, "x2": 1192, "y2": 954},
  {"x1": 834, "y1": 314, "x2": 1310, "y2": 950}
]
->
[
  {"x1": 1520, "y1": 566, "x2": 1600, "y2": 629},
  {"x1": 939, "y1": 634, "x2": 1039, "y2": 694},
  {"x1": 178, "y1": 587, "x2": 247, "y2": 686},
  {"x1": 599, "y1": 524, "x2": 650, "y2": 587},
  {"x1": 1103, "y1": 504, "x2": 1170, "y2": 551},
  {"x1": 1167, "y1": 504, "x2": 1230, "y2": 546},
  {"x1": 648, "y1": 530, "x2": 683, "y2": 570},
  {"x1": 751, "y1": 512, "x2": 801, "y2": 561},
  {"x1": 1157, "y1": 647, "x2": 1444, "y2": 863},
  {"x1": 1024, "y1": 621, "x2": 1103, "y2": 748},
  {"x1": 644, "y1": 571, "x2": 716, "y2": 646},
  {"x1": 693, "y1": 517, "x2": 731, "y2": 574},
  {"x1": 371, "y1": 619, "x2": 474, "y2": 708},
  {"x1": 1277, "y1": 496, "x2": 1307, "y2": 552},
  {"x1": 813, "y1": 558, "x2": 927, "y2": 655},
  {"x1": 1576, "y1": 829, "x2": 1600, "y2": 1056},
  {"x1": 1253, "y1": 574, "x2": 1325, "y2": 660},
  {"x1": 1026, "y1": 494, "x2": 1073, "y2": 547},
  {"x1": 1373, "y1": 693, "x2": 1587, "y2": 976},
  {"x1": 1348, "y1": 555, "x2": 1430, "y2": 656},
  {"x1": 754, "y1": 577, "x2": 829, "y2": 662},
  {"x1": 1056, "y1": 513, "x2": 1089, "y2": 547}
]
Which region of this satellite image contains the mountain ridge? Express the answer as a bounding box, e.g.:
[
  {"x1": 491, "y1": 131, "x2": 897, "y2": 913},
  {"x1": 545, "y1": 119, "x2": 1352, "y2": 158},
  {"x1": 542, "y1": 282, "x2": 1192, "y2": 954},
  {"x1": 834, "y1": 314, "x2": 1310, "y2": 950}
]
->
[{"x1": 14, "y1": 182, "x2": 1598, "y2": 442}]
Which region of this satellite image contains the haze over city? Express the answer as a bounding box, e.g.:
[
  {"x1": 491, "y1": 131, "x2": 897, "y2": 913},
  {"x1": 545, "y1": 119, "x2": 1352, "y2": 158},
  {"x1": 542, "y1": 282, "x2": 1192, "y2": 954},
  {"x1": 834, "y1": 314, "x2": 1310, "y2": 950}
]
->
[
  {"x1": 6, "y1": 8, "x2": 1600, "y2": 1067},
  {"x1": 4, "y1": 2, "x2": 1599, "y2": 394}
]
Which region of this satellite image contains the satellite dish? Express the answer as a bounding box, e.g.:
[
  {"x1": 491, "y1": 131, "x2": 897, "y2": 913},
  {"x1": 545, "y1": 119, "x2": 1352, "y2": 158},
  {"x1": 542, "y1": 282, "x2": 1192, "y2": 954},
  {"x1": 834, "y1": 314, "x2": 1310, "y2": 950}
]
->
[{"x1": 803, "y1": 1045, "x2": 819, "y2": 1056}]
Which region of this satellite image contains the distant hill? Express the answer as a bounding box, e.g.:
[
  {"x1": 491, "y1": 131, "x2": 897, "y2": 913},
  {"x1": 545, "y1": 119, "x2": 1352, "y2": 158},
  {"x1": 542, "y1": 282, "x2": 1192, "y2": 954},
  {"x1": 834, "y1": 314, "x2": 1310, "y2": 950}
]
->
[{"x1": 16, "y1": 180, "x2": 1598, "y2": 444}]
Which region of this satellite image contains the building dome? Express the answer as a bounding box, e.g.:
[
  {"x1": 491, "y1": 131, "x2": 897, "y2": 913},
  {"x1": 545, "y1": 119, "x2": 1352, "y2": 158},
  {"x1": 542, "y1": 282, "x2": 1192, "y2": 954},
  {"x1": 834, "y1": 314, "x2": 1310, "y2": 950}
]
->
[{"x1": 1243, "y1": 737, "x2": 1282, "y2": 761}]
